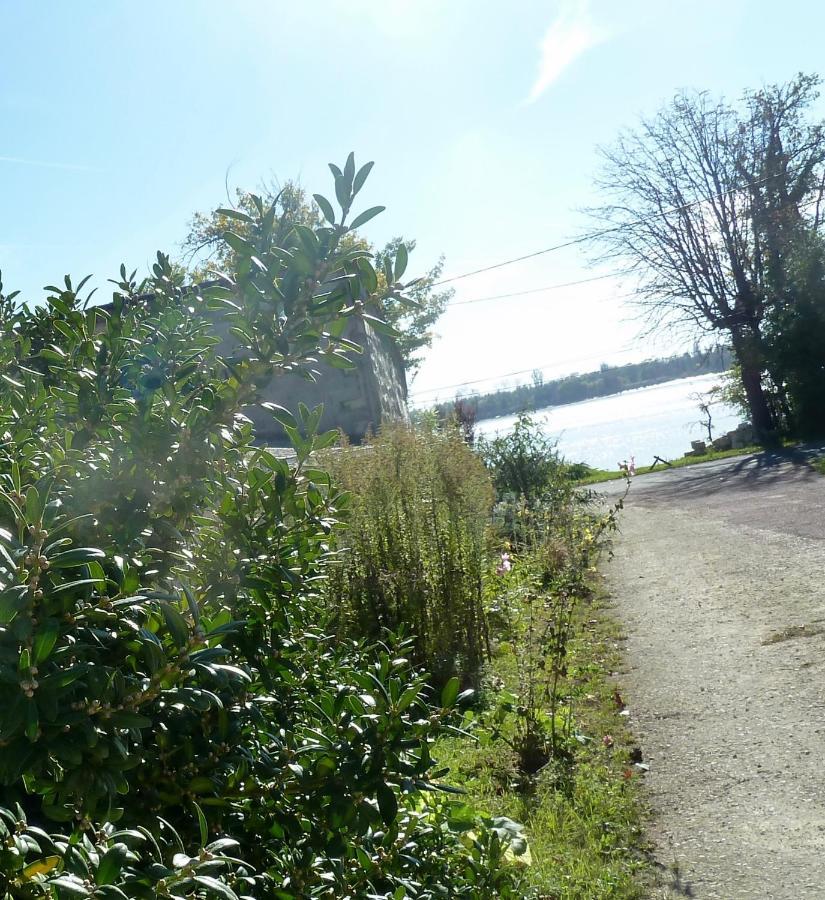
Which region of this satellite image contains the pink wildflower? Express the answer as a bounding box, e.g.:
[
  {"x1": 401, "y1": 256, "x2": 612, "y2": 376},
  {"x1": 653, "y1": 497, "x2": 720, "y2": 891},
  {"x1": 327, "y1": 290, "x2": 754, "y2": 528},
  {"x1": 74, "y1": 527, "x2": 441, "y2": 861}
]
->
[{"x1": 496, "y1": 552, "x2": 512, "y2": 576}]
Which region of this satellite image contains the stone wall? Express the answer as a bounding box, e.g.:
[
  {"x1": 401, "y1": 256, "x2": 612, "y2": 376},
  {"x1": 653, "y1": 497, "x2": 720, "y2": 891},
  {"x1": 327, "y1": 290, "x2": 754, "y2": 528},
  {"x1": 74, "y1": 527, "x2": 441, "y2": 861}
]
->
[{"x1": 238, "y1": 317, "x2": 409, "y2": 445}]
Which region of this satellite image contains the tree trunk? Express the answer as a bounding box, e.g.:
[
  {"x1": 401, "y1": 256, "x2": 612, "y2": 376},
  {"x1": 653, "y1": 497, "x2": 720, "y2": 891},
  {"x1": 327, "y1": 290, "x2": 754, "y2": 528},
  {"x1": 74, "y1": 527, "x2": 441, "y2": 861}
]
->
[
  {"x1": 731, "y1": 329, "x2": 773, "y2": 439},
  {"x1": 739, "y1": 363, "x2": 773, "y2": 438}
]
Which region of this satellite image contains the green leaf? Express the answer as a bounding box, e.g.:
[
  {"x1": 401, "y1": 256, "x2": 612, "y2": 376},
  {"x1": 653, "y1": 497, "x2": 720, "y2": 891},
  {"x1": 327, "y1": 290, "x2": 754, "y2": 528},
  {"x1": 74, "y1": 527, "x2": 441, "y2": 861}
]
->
[
  {"x1": 215, "y1": 208, "x2": 253, "y2": 224},
  {"x1": 394, "y1": 243, "x2": 409, "y2": 281},
  {"x1": 352, "y1": 161, "x2": 375, "y2": 196},
  {"x1": 95, "y1": 843, "x2": 128, "y2": 885},
  {"x1": 223, "y1": 232, "x2": 253, "y2": 256},
  {"x1": 194, "y1": 801, "x2": 208, "y2": 846},
  {"x1": 47, "y1": 547, "x2": 106, "y2": 569},
  {"x1": 25, "y1": 486, "x2": 43, "y2": 524},
  {"x1": 343, "y1": 151, "x2": 356, "y2": 186},
  {"x1": 361, "y1": 314, "x2": 400, "y2": 338},
  {"x1": 312, "y1": 194, "x2": 336, "y2": 225},
  {"x1": 396, "y1": 683, "x2": 423, "y2": 713},
  {"x1": 261, "y1": 403, "x2": 298, "y2": 429},
  {"x1": 441, "y1": 677, "x2": 460, "y2": 708},
  {"x1": 109, "y1": 711, "x2": 153, "y2": 729},
  {"x1": 160, "y1": 601, "x2": 190, "y2": 648},
  {"x1": 32, "y1": 619, "x2": 60, "y2": 664},
  {"x1": 334, "y1": 176, "x2": 350, "y2": 212},
  {"x1": 349, "y1": 206, "x2": 386, "y2": 230},
  {"x1": 376, "y1": 782, "x2": 398, "y2": 825},
  {"x1": 0, "y1": 586, "x2": 29, "y2": 625},
  {"x1": 48, "y1": 875, "x2": 90, "y2": 896},
  {"x1": 192, "y1": 876, "x2": 239, "y2": 900}
]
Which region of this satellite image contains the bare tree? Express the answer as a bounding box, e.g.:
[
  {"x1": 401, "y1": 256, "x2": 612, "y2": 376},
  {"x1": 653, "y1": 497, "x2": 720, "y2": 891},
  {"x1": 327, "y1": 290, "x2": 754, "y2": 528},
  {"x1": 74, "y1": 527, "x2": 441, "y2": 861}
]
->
[{"x1": 589, "y1": 74, "x2": 825, "y2": 438}]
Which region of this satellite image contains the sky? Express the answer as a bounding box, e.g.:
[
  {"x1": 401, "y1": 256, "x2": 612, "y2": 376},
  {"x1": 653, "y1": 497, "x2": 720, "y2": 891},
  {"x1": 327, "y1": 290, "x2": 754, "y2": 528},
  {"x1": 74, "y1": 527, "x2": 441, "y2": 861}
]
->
[{"x1": 2, "y1": 0, "x2": 824, "y2": 405}]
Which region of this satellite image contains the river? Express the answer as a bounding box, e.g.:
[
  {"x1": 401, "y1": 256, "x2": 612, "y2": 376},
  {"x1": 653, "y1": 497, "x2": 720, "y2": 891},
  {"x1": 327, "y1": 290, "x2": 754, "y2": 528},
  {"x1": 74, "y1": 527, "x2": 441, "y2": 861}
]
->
[{"x1": 474, "y1": 372, "x2": 744, "y2": 470}]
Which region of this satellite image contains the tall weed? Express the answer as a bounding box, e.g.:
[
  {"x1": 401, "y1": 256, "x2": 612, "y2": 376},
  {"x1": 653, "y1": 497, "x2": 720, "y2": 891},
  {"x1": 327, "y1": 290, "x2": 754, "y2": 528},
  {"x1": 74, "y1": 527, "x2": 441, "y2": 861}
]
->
[{"x1": 325, "y1": 422, "x2": 493, "y2": 684}]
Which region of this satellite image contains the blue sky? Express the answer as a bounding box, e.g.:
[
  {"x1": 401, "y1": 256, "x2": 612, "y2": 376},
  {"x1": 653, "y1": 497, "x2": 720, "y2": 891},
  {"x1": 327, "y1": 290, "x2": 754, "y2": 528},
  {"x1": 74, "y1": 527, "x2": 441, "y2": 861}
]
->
[{"x1": 2, "y1": 0, "x2": 823, "y2": 402}]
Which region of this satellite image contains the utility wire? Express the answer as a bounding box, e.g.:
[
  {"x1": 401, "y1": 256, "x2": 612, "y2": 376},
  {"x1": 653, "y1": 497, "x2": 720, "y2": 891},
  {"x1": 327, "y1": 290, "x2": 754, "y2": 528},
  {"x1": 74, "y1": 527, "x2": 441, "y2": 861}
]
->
[
  {"x1": 447, "y1": 272, "x2": 615, "y2": 307},
  {"x1": 431, "y1": 168, "x2": 810, "y2": 287}
]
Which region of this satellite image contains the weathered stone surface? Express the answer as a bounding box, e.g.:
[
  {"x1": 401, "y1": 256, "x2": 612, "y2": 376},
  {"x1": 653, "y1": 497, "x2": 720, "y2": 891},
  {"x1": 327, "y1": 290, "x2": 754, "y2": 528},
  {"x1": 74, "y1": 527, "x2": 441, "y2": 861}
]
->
[
  {"x1": 690, "y1": 440, "x2": 707, "y2": 454},
  {"x1": 249, "y1": 319, "x2": 408, "y2": 445},
  {"x1": 712, "y1": 433, "x2": 733, "y2": 451}
]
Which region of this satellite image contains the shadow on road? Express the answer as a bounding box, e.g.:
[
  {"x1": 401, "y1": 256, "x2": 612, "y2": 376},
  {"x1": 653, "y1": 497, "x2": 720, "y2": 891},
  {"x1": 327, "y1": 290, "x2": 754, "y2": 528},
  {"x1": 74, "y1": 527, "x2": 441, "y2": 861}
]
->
[{"x1": 624, "y1": 443, "x2": 825, "y2": 504}]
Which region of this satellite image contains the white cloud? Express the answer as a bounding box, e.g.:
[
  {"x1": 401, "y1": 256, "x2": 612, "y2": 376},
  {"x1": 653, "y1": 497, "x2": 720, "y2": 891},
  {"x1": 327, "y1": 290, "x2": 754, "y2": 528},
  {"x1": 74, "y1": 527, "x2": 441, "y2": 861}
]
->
[{"x1": 525, "y1": 0, "x2": 607, "y2": 103}]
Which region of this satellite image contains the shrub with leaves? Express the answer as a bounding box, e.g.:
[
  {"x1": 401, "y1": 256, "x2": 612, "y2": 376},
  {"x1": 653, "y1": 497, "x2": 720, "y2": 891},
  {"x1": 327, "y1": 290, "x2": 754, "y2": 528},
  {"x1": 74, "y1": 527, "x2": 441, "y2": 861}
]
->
[
  {"x1": 0, "y1": 157, "x2": 524, "y2": 898},
  {"x1": 323, "y1": 421, "x2": 494, "y2": 686}
]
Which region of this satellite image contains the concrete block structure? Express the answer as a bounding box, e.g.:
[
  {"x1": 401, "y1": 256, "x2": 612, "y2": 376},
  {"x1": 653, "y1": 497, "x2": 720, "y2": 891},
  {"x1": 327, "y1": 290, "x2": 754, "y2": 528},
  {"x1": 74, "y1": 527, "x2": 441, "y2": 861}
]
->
[{"x1": 243, "y1": 317, "x2": 409, "y2": 445}]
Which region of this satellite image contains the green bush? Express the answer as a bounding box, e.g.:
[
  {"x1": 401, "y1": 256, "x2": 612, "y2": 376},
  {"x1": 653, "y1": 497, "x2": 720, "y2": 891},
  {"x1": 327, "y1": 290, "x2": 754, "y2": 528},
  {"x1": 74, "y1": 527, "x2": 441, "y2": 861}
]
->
[
  {"x1": 477, "y1": 415, "x2": 560, "y2": 508},
  {"x1": 324, "y1": 422, "x2": 493, "y2": 685},
  {"x1": 0, "y1": 158, "x2": 524, "y2": 898}
]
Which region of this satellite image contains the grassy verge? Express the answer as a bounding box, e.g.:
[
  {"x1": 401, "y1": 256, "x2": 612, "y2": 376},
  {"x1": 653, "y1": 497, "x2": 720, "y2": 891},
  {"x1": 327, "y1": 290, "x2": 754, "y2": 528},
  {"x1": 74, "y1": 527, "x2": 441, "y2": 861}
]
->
[
  {"x1": 577, "y1": 445, "x2": 763, "y2": 485},
  {"x1": 435, "y1": 580, "x2": 649, "y2": 898},
  {"x1": 813, "y1": 455, "x2": 825, "y2": 475}
]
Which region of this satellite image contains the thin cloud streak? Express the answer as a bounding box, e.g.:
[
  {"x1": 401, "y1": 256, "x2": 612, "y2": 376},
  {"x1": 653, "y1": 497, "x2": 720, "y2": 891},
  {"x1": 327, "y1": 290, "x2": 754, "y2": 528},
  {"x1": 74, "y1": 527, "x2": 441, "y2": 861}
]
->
[
  {"x1": 0, "y1": 155, "x2": 102, "y2": 172},
  {"x1": 524, "y1": 0, "x2": 607, "y2": 104}
]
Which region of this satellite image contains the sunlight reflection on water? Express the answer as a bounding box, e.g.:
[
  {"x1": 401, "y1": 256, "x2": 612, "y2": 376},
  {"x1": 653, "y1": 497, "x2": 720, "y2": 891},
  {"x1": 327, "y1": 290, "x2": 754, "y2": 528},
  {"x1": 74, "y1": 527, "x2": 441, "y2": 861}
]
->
[{"x1": 475, "y1": 373, "x2": 744, "y2": 470}]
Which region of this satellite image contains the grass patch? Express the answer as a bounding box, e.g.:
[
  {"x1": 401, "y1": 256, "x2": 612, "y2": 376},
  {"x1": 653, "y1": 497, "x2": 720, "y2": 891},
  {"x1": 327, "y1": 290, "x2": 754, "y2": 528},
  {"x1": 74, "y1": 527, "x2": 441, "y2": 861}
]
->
[
  {"x1": 812, "y1": 455, "x2": 825, "y2": 475},
  {"x1": 436, "y1": 583, "x2": 649, "y2": 898},
  {"x1": 577, "y1": 445, "x2": 763, "y2": 485}
]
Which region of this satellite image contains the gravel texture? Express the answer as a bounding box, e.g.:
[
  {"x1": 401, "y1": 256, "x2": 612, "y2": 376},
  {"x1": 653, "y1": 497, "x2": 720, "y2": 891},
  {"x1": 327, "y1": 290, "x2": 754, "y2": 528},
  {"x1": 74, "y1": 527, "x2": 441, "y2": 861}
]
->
[{"x1": 600, "y1": 447, "x2": 825, "y2": 899}]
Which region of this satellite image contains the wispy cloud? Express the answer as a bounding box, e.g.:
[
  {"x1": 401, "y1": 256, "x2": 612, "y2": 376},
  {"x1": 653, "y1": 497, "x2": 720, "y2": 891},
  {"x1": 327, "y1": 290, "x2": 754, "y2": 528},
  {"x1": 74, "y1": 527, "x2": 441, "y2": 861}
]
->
[
  {"x1": 525, "y1": 0, "x2": 607, "y2": 104},
  {"x1": 0, "y1": 155, "x2": 101, "y2": 173}
]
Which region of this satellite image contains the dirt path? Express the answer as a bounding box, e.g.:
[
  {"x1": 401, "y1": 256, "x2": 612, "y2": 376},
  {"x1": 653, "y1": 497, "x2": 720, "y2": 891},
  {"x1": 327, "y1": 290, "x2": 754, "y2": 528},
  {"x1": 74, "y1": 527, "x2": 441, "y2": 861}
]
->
[{"x1": 600, "y1": 448, "x2": 825, "y2": 899}]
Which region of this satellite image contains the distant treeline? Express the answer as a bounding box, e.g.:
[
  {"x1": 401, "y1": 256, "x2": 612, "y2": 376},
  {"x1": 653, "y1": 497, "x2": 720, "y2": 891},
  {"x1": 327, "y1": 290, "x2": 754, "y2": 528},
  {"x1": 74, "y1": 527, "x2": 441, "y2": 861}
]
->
[{"x1": 438, "y1": 347, "x2": 732, "y2": 421}]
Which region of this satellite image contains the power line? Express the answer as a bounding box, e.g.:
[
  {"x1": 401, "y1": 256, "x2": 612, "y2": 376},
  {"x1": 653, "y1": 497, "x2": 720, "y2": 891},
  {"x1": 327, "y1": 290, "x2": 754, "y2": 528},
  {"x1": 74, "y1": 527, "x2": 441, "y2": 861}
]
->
[
  {"x1": 447, "y1": 272, "x2": 615, "y2": 307},
  {"x1": 431, "y1": 168, "x2": 811, "y2": 287}
]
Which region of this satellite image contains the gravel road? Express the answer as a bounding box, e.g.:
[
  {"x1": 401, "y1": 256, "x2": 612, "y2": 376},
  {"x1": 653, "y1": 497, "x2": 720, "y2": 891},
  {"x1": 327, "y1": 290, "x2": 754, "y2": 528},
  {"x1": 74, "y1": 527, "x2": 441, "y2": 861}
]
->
[{"x1": 599, "y1": 447, "x2": 825, "y2": 899}]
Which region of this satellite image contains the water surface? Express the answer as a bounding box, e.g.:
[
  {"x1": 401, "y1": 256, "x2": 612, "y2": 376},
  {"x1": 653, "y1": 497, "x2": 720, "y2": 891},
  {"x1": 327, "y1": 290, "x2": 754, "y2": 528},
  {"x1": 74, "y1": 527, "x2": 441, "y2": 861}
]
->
[{"x1": 475, "y1": 373, "x2": 743, "y2": 470}]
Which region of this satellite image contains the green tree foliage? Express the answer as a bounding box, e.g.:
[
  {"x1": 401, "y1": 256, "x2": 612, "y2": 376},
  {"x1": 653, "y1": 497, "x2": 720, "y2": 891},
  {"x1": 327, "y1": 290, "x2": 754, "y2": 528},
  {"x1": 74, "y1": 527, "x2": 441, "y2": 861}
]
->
[
  {"x1": 590, "y1": 73, "x2": 825, "y2": 439},
  {"x1": 323, "y1": 422, "x2": 493, "y2": 686},
  {"x1": 0, "y1": 157, "x2": 524, "y2": 898},
  {"x1": 373, "y1": 238, "x2": 452, "y2": 373},
  {"x1": 441, "y1": 348, "x2": 731, "y2": 423},
  {"x1": 182, "y1": 178, "x2": 453, "y2": 375},
  {"x1": 761, "y1": 231, "x2": 825, "y2": 436}
]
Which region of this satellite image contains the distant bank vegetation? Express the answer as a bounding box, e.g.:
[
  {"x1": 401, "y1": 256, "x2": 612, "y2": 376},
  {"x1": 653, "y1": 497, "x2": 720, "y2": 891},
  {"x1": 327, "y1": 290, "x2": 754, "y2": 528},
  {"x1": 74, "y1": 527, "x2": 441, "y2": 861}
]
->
[{"x1": 438, "y1": 346, "x2": 731, "y2": 422}]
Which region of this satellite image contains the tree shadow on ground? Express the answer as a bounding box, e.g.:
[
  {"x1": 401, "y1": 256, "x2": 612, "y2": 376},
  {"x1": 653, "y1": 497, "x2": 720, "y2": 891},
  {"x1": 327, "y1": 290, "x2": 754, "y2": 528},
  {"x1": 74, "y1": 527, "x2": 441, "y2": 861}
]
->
[
  {"x1": 625, "y1": 442, "x2": 825, "y2": 504},
  {"x1": 649, "y1": 859, "x2": 697, "y2": 897}
]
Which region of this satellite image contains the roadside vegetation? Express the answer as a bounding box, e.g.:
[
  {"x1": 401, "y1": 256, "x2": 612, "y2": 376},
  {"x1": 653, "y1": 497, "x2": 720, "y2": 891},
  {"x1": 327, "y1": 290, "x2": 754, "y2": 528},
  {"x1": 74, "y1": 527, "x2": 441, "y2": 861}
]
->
[
  {"x1": 0, "y1": 158, "x2": 536, "y2": 899},
  {"x1": 327, "y1": 413, "x2": 649, "y2": 897},
  {"x1": 0, "y1": 156, "x2": 650, "y2": 899}
]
